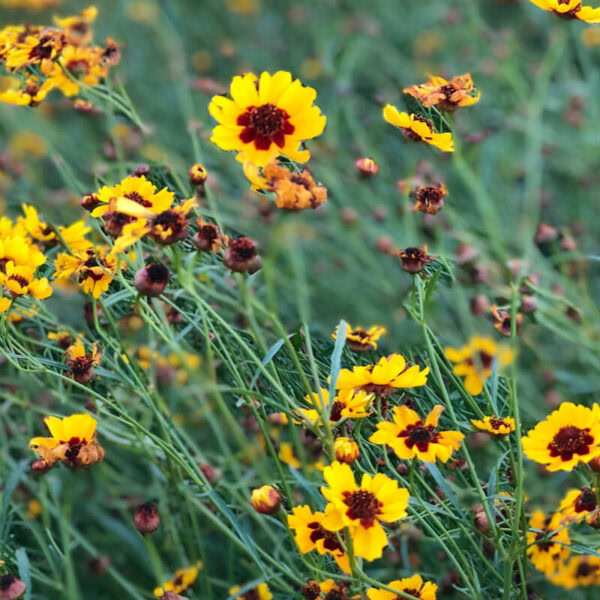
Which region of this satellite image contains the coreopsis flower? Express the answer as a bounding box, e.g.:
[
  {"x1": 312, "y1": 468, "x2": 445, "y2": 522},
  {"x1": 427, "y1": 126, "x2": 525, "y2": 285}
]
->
[
  {"x1": 0, "y1": 574, "x2": 26, "y2": 600},
  {"x1": 278, "y1": 442, "x2": 302, "y2": 469},
  {"x1": 110, "y1": 197, "x2": 196, "y2": 252},
  {"x1": 383, "y1": 105, "x2": 454, "y2": 152},
  {"x1": 412, "y1": 182, "x2": 447, "y2": 214},
  {"x1": 298, "y1": 388, "x2": 373, "y2": 425},
  {"x1": 471, "y1": 415, "x2": 515, "y2": 436},
  {"x1": 29, "y1": 413, "x2": 104, "y2": 468},
  {"x1": 209, "y1": 70, "x2": 326, "y2": 166},
  {"x1": 229, "y1": 583, "x2": 272, "y2": 600},
  {"x1": 244, "y1": 159, "x2": 327, "y2": 210},
  {"x1": 287, "y1": 505, "x2": 351, "y2": 573},
  {"x1": 491, "y1": 305, "x2": 523, "y2": 337},
  {"x1": 223, "y1": 235, "x2": 261, "y2": 273},
  {"x1": 47, "y1": 330, "x2": 73, "y2": 349},
  {"x1": 549, "y1": 555, "x2": 600, "y2": 589},
  {"x1": 53, "y1": 6, "x2": 98, "y2": 46},
  {"x1": 529, "y1": 0, "x2": 600, "y2": 22},
  {"x1": 134, "y1": 502, "x2": 160, "y2": 534},
  {"x1": 558, "y1": 487, "x2": 598, "y2": 524},
  {"x1": 355, "y1": 157, "x2": 378, "y2": 177},
  {"x1": 527, "y1": 511, "x2": 570, "y2": 575},
  {"x1": 134, "y1": 262, "x2": 169, "y2": 297},
  {"x1": 320, "y1": 461, "x2": 410, "y2": 561},
  {"x1": 336, "y1": 354, "x2": 429, "y2": 397},
  {"x1": 444, "y1": 336, "x2": 514, "y2": 396},
  {"x1": 393, "y1": 245, "x2": 437, "y2": 274},
  {"x1": 367, "y1": 575, "x2": 438, "y2": 600},
  {"x1": 192, "y1": 218, "x2": 229, "y2": 252},
  {"x1": 91, "y1": 175, "x2": 175, "y2": 237},
  {"x1": 521, "y1": 403, "x2": 600, "y2": 472},
  {"x1": 303, "y1": 580, "x2": 351, "y2": 600},
  {"x1": 0, "y1": 76, "x2": 54, "y2": 106},
  {"x1": 5, "y1": 28, "x2": 65, "y2": 71},
  {"x1": 154, "y1": 352, "x2": 200, "y2": 386},
  {"x1": 65, "y1": 338, "x2": 101, "y2": 383},
  {"x1": 54, "y1": 246, "x2": 120, "y2": 298},
  {"x1": 332, "y1": 324, "x2": 386, "y2": 352},
  {"x1": 0, "y1": 233, "x2": 46, "y2": 270},
  {"x1": 370, "y1": 405, "x2": 464, "y2": 463},
  {"x1": 153, "y1": 562, "x2": 203, "y2": 597},
  {"x1": 251, "y1": 485, "x2": 281, "y2": 514},
  {"x1": 404, "y1": 73, "x2": 480, "y2": 112},
  {"x1": 334, "y1": 437, "x2": 359, "y2": 464},
  {"x1": 188, "y1": 163, "x2": 208, "y2": 185},
  {"x1": 2, "y1": 262, "x2": 52, "y2": 299}
]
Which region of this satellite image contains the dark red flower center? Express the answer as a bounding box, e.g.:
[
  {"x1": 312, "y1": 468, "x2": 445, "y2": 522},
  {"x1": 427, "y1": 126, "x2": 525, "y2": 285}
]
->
[
  {"x1": 397, "y1": 420, "x2": 440, "y2": 452},
  {"x1": 342, "y1": 489, "x2": 381, "y2": 527},
  {"x1": 9, "y1": 274, "x2": 29, "y2": 288},
  {"x1": 394, "y1": 590, "x2": 421, "y2": 600},
  {"x1": 547, "y1": 426, "x2": 594, "y2": 461},
  {"x1": 307, "y1": 521, "x2": 343, "y2": 553},
  {"x1": 575, "y1": 488, "x2": 597, "y2": 513},
  {"x1": 330, "y1": 400, "x2": 345, "y2": 422},
  {"x1": 237, "y1": 103, "x2": 295, "y2": 150},
  {"x1": 576, "y1": 561, "x2": 598, "y2": 578},
  {"x1": 125, "y1": 190, "x2": 153, "y2": 207},
  {"x1": 488, "y1": 417, "x2": 507, "y2": 430},
  {"x1": 466, "y1": 351, "x2": 494, "y2": 370}
]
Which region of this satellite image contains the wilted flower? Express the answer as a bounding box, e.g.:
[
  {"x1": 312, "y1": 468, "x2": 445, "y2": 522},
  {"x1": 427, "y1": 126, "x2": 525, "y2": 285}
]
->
[
  {"x1": 383, "y1": 106, "x2": 454, "y2": 152},
  {"x1": 188, "y1": 163, "x2": 208, "y2": 185},
  {"x1": 193, "y1": 218, "x2": 229, "y2": 253},
  {"x1": 404, "y1": 73, "x2": 480, "y2": 111},
  {"x1": 134, "y1": 262, "x2": 170, "y2": 297},
  {"x1": 491, "y1": 305, "x2": 522, "y2": 337},
  {"x1": 412, "y1": 183, "x2": 447, "y2": 214},
  {"x1": 65, "y1": 338, "x2": 101, "y2": 383},
  {"x1": 394, "y1": 245, "x2": 437, "y2": 274},
  {"x1": 223, "y1": 236, "x2": 261, "y2": 273},
  {"x1": 0, "y1": 574, "x2": 26, "y2": 600}
]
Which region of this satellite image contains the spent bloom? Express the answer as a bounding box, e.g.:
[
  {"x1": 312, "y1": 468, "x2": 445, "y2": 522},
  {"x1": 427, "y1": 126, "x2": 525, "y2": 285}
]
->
[
  {"x1": 370, "y1": 405, "x2": 464, "y2": 463},
  {"x1": 320, "y1": 461, "x2": 410, "y2": 561},
  {"x1": 412, "y1": 182, "x2": 447, "y2": 215},
  {"x1": 367, "y1": 575, "x2": 438, "y2": 600},
  {"x1": 331, "y1": 323, "x2": 387, "y2": 352},
  {"x1": 444, "y1": 335, "x2": 513, "y2": 396},
  {"x1": 209, "y1": 70, "x2": 326, "y2": 166},
  {"x1": 65, "y1": 338, "x2": 101, "y2": 383},
  {"x1": 383, "y1": 105, "x2": 454, "y2": 152},
  {"x1": 404, "y1": 73, "x2": 480, "y2": 111},
  {"x1": 521, "y1": 402, "x2": 600, "y2": 471}
]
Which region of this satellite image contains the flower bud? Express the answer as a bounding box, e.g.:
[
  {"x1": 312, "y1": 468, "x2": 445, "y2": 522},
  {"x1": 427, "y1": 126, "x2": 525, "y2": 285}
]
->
[
  {"x1": 520, "y1": 295, "x2": 537, "y2": 314},
  {"x1": 134, "y1": 502, "x2": 160, "y2": 535},
  {"x1": 589, "y1": 457, "x2": 600, "y2": 473},
  {"x1": 334, "y1": 437, "x2": 359, "y2": 464},
  {"x1": 224, "y1": 236, "x2": 262, "y2": 273},
  {"x1": 134, "y1": 263, "x2": 169, "y2": 297},
  {"x1": 470, "y1": 294, "x2": 490, "y2": 316},
  {"x1": 355, "y1": 157, "x2": 378, "y2": 177},
  {"x1": 80, "y1": 193, "x2": 100, "y2": 212},
  {"x1": 0, "y1": 574, "x2": 26, "y2": 600},
  {"x1": 200, "y1": 463, "x2": 220, "y2": 485},
  {"x1": 251, "y1": 485, "x2": 281, "y2": 515},
  {"x1": 473, "y1": 504, "x2": 490, "y2": 533},
  {"x1": 31, "y1": 459, "x2": 53, "y2": 473},
  {"x1": 535, "y1": 222, "x2": 558, "y2": 245},
  {"x1": 161, "y1": 593, "x2": 186, "y2": 600},
  {"x1": 189, "y1": 163, "x2": 208, "y2": 185},
  {"x1": 133, "y1": 164, "x2": 151, "y2": 177}
]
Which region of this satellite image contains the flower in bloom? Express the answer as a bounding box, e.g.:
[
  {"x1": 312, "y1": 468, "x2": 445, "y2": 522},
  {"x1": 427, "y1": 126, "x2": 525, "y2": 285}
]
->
[
  {"x1": 528, "y1": 0, "x2": 600, "y2": 22},
  {"x1": 209, "y1": 71, "x2": 326, "y2": 166},
  {"x1": 521, "y1": 402, "x2": 600, "y2": 471},
  {"x1": 331, "y1": 324, "x2": 387, "y2": 352},
  {"x1": 549, "y1": 555, "x2": 600, "y2": 589},
  {"x1": 0, "y1": 76, "x2": 54, "y2": 106},
  {"x1": 53, "y1": 247, "x2": 119, "y2": 298},
  {"x1": 557, "y1": 487, "x2": 598, "y2": 524},
  {"x1": 366, "y1": 575, "x2": 438, "y2": 600},
  {"x1": 47, "y1": 330, "x2": 74, "y2": 349},
  {"x1": 444, "y1": 336, "x2": 513, "y2": 396},
  {"x1": 334, "y1": 437, "x2": 360, "y2": 464},
  {"x1": 526, "y1": 511, "x2": 570, "y2": 575},
  {"x1": 4, "y1": 28, "x2": 65, "y2": 71},
  {"x1": 370, "y1": 405, "x2": 464, "y2": 463},
  {"x1": 278, "y1": 442, "x2": 302, "y2": 469},
  {"x1": 287, "y1": 505, "x2": 351, "y2": 573},
  {"x1": 229, "y1": 583, "x2": 272, "y2": 600},
  {"x1": 2, "y1": 262, "x2": 52, "y2": 299},
  {"x1": 251, "y1": 485, "x2": 281, "y2": 515},
  {"x1": 383, "y1": 105, "x2": 454, "y2": 152},
  {"x1": 64, "y1": 338, "x2": 101, "y2": 383},
  {"x1": 404, "y1": 74, "x2": 480, "y2": 112},
  {"x1": 243, "y1": 159, "x2": 327, "y2": 210},
  {"x1": 471, "y1": 416, "x2": 515, "y2": 436},
  {"x1": 298, "y1": 388, "x2": 373, "y2": 426},
  {"x1": 320, "y1": 461, "x2": 409, "y2": 561},
  {"x1": 336, "y1": 354, "x2": 429, "y2": 398},
  {"x1": 153, "y1": 562, "x2": 203, "y2": 597},
  {"x1": 53, "y1": 6, "x2": 98, "y2": 46},
  {"x1": 29, "y1": 413, "x2": 104, "y2": 469}
]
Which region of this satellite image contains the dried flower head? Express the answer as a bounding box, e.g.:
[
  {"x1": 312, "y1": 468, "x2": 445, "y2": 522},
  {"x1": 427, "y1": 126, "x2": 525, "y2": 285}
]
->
[
  {"x1": 394, "y1": 246, "x2": 437, "y2": 274},
  {"x1": 412, "y1": 182, "x2": 447, "y2": 214},
  {"x1": 223, "y1": 236, "x2": 261, "y2": 273},
  {"x1": 193, "y1": 218, "x2": 229, "y2": 253}
]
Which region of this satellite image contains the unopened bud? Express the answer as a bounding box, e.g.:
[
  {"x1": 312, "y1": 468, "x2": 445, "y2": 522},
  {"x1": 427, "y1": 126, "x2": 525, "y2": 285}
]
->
[
  {"x1": 470, "y1": 294, "x2": 490, "y2": 316},
  {"x1": 224, "y1": 236, "x2": 262, "y2": 273},
  {"x1": 133, "y1": 164, "x2": 150, "y2": 177},
  {"x1": 80, "y1": 193, "x2": 100, "y2": 212},
  {"x1": 334, "y1": 437, "x2": 359, "y2": 464},
  {"x1": 189, "y1": 163, "x2": 208, "y2": 185},
  {"x1": 31, "y1": 459, "x2": 53, "y2": 473},
  {"x1": 134, "y1": 502, "x2": 160, "y2": 535},
  {"x1": 473, "y1": 505, "x2": 491, "y2": 533},
  {"x1": 520, "y1": 295, "x2": 537, "y2": 314},
  {"x1": 251, "y1": 485, "x2": 281, "y2": 515},
  {"x1": 134, "y1": 263, "x2": 169, "y2": 297},
  {"x1": 355, "y1": 157, "x2": 378, "y2": 177},
  {"x1": 535, "y1": 222, "x2": 558, "y2": 245},
  {"x1": 0, "y1": 574, "x2": 26, "y2": 600}
]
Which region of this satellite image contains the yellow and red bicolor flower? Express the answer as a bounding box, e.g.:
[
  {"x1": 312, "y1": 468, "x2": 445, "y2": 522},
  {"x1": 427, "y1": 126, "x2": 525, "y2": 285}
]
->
[{"x1": 529, "y1": 0, "x2": 600, "y2": 22}]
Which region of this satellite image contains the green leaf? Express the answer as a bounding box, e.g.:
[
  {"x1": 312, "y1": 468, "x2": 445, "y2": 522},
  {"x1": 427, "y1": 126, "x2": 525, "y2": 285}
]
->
[
  {"x1": 327, "y1": 320, "x2": 347, "y2": 411},
  {"x1": 16, "y1": 548, "x2": 31, "y2": 600}
]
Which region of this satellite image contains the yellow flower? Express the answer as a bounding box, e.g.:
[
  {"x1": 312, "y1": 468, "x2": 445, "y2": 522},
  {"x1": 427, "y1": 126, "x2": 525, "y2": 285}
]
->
[
  {"x1": 278, "y1": 441, "x2": 301, "y2": 469},
  {"x1": 4, "y1": 28, "x2": 64, "y2": 71},
  {"x1": 521, "y1": 402, "x2": 600, "y2": 472},
  {"x1": 526, "y1": 511, "x2": 570, "y2": 575},
  {"x1": 557, "y1": 487, "x2": 598, "y2": 524},
  {"x1": 286, "y1": 504, "x2": 351, "y2": 573},
  {"x1": 549, "y1": 554, "x2": 600, "y2": 589},
  {"x1": 1, "y1": 261, "x2": 52, "y2": 299},
  {"x1": 471, "y1": 416, "x2": 515, "y2": 436},
  {"x1": 0, "y1": 234, "x2": 46, "y2": 269},
  {"x1": 209, "y1": 70, "x2": 326, "y2": 166},
  {"x1": 53, "y1": 6, "x2": 98, "y2": 46},
  {"x1": 229, "y1": 583, "x2": 272, "y2": 600},
  {"x1": 370, "y1": 405, "x2": 464, "y2": 463},
  {"x1": 367, "y1": 575, "x2": 438, "y2": 600},
  {"x1": 444, "y1": 336, "x2": 513, "y2": 396},
  {"x1": 404, "y1": 73, "x2": 480, "y2": 111},
  {"x1": 153, "y1": 562, "x2": 203, "y2": 597},
  {"x1": 65, "y1": 338, "x2": 101, "y2": 383},
  {"x1": 529, "y1": 0, "x2": 600, "y2": 22},
  {"x1": 54, "y1": 247, "x2": 120, "y2": 298},
  {"x1": 0, "y1": 296, "x2": 11, "y2": 313},
  {"x1": 29, "y1": 413, "x2": 104, "y2": 468},
  {"x1": 298, "y1": 388, "x2": 373, "y2": 426},
  {"x1": 336, "y1": 354, "x2": 429, "y2": 397},
  {"x1": 332, "y1": 324, "x2": 387, "y2": 352},
  {"x1": 334, "y1": 436, "x2": 359, "y2": 464},
  {"x1": 320, "y1": 461, "x2": 409, "y2": 561},
  {"x1": 383, "y1": 105, "x2": 454, "y2": 152},
  {"x1": 26, "y1": 498, "x2": 42, "y2": 519},
  {"x1": 0, "y1": 77, "x2": 54, "y2": 107}
]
